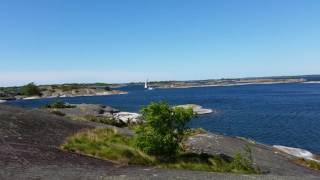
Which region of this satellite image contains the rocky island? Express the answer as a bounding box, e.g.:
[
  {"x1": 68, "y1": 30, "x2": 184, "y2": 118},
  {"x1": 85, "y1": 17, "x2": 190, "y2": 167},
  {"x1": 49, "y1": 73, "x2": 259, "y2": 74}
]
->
[
  {"x1": 0, "y1": 82, "x2": 126, "y2": 102},
  {"x1": 143, "y1": 77, "x2": 306, "y2": 89}
]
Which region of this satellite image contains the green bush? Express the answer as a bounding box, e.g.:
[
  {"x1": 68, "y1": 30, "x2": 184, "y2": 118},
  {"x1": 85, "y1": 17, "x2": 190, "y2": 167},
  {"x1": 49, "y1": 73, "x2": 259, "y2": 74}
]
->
[
  {"x1": 134, "y1": 102, "x2": 194, "y2": 157},
  {"x1": 44, "y1": 101, "x2": 75, "y2": 109},
  {"x1": 20, "y1": 83, "x2": 41, "y2": 96}
]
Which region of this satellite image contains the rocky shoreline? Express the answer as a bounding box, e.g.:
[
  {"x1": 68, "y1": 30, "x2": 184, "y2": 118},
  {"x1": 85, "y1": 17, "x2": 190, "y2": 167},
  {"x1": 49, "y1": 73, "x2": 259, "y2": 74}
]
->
[
  {"x1": 42, "y1": 102, "x2": 320, "y2": 167},
  {"x1": 1, "y1": 104, "x2": 319, "y2": 179},
  {"x1": 273, "y1": 145, "x2": 320, "y2": 163},
  {"x1": 0, "y1": 85, "x2": 127, "y2": 102},
  {"x1": 40, "y1": 88, "x2": 127, "y2": 99},
  {"x1": 43, "y1": 103, "x2": 215, "y2": 126},
  {"x1": 43, "y1": 103, "x2": 142, "y2": 125},
  {"x1": 155, "y1": 78, "x2": 306, "y2": 89},
  {"x1": 22, "y1": 89, "x2": 127, "y2": 100}
]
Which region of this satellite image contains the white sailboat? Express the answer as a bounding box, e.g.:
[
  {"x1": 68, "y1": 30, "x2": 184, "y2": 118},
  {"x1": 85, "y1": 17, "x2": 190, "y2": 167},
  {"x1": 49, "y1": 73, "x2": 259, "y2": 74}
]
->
[{"x1": 144, "y1": 79, "x2": 154, "y2": 90}]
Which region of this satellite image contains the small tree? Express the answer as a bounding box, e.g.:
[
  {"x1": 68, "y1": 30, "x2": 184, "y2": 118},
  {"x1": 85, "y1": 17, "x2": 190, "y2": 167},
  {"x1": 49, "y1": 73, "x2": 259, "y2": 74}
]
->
[
  {"x1": 20, "y1": 82, "x2": 41, "y2": 96},
  {"x1": 134, "y1": 102, "x2": 194, "y2": 157}
]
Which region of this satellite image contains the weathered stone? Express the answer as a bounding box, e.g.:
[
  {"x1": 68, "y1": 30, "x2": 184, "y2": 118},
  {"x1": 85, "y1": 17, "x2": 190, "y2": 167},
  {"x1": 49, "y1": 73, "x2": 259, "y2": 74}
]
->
[{"x1": 47, "y1": 104, "x2": 119, "y2": 117}]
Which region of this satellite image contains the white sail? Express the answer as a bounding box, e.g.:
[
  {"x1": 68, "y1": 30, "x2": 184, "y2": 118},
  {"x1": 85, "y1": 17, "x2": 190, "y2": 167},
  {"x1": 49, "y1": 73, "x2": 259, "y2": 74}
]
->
[{"x1": 144, "y1": 79, "x2": 148, "y2": 89}]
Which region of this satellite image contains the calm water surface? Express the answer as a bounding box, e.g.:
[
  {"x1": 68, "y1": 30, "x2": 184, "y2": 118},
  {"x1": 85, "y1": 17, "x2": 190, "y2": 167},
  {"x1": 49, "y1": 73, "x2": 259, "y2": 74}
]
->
[{"x1": 6, "y1": 83, "x2": 320, "y2": 154}]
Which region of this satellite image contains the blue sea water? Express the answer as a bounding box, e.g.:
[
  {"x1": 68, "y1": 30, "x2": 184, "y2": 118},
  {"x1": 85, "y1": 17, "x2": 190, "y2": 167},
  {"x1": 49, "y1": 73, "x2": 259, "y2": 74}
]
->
[{"x1": 5, "y1": 83, "x2": 320, "y2": 154}]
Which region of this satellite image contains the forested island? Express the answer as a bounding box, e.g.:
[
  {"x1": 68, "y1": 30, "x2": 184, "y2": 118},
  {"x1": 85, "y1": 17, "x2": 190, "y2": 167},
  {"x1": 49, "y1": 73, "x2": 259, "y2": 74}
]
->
[{"x1": 0, "y1": 83, "x2": 126, "y2": 102}]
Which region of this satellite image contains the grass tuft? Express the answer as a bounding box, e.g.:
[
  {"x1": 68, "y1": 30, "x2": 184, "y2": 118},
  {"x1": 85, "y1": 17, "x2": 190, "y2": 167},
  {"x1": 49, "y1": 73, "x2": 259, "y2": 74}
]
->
[
  {"x1": 296, "y1": 158, "x2": 320, "y2": 171},
  {"x1": 62, "y1": 128, "x2": 155, "y2": 165}
]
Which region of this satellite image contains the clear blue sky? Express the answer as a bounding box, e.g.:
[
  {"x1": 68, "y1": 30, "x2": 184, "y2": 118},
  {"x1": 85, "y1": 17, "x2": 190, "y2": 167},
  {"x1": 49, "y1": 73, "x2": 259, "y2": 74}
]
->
[{"x1": 0, "y1": 0, "x2": 319, "y2": 86}]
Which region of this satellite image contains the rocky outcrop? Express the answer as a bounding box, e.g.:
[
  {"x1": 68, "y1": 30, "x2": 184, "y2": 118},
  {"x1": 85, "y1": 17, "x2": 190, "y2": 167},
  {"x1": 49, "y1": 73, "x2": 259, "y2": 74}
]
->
[
  {"x1": 1, "y1": 86, "x2": 127, "y2": 102},
  {"x1": 273, "y1": 145, "x2": 320, "y2": 163},
  {"x1": 113, "y1": 112, "x2": 141, "y2": 124},
  {"x1": 156, "y1": 78, "x2": 306, "y2": 89},
  {"x1": 184, "y1": 132, "x2": 320, "y2": 176},
  {"x1": 46, "y1": 104, "x2": 119, "y2": 116},
  {"x1": 44, "y1": 103, "x2": 142, "y2": 125},
  {"x1": 41, "y1": 88, "x2": 127, "y2": 98},
  {"x1": 175, "y1": 104, "x2": 214, "y2": 115}
]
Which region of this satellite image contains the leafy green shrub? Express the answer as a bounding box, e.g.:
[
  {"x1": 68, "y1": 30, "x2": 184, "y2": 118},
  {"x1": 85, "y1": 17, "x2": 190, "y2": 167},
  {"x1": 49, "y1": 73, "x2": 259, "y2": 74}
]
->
[
  {"x1": 44, "y1": 101, "x2": 75, "y2": 109},
  {"x1": 20, "y1": 83, "x2": 41, "y2": 96},
  {"x1": 134, "y1": 102, "x2": 194, "y2": 157}
]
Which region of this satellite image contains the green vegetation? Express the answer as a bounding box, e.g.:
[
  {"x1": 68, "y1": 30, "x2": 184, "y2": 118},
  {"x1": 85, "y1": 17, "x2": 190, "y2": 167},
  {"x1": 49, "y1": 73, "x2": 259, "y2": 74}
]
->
[
  {"x1": 59, "y1": 84, "x2": 85, "y2": 92},
  {"x1": 163, "y1": 152, "x2": 258, "y2": 173},
  {"x1": 62, "y1": 128, "x2": 259, "y2": 174},
  {"x1": 0, "y1": 86, "x2": 20, "y2": 94},
  {"x1": 183, "y1": 128, "x2": 207, "y2": 137},
  {"x1": 20, "y1": 83, "x2": 41, "y2": 96},
  {"x1": 0, "y1": 82, "x2": 113, "y2": 100},
  {"x1": 62, "y1": 128, "x2": 155, "y2": 165},
  {"x1": 134, "y1": 102, "x2": 194, "y2": 156},
  {"x1": 90, "y1": 82, "x2": 111, "y2": 87},
  {"x1": 44, "y1": 101, "x2": 76, "y2": 109},
  {"x1": 296, "y1": 158, "x2": 320, "y2": 171},
  {"x1": 62, "y1": 102, "x2": 260, "y2": 174},
  {"x1": 50, "y1": 83, "x2": 111, "y2": 92}
]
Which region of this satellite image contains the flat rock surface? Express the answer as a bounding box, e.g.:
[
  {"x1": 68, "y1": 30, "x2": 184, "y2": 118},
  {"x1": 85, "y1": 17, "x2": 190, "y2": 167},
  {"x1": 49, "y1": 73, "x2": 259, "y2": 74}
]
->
[
  {"x1": 0, "y1": 105, "x2": 319, "y2": 180},
  {"x1": 46, "y1": 103, "x2": 119, "y2": 117},
  {"x1": 185, "y1": 133, "x2": 320, "y2": 177}
]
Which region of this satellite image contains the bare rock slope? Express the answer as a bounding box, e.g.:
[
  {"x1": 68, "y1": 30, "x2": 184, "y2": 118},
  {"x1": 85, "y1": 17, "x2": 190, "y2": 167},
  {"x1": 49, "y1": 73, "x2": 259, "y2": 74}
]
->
[{"x1": 185, "y1": 133, "x2": 320, "y2": 177}]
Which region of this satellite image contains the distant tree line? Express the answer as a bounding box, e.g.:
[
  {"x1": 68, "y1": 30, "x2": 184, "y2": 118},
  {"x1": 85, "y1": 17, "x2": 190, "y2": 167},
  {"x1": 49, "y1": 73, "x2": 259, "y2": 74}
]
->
[{"x1": 20, "y1": 82, "x2": 41, "y2": 96}]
